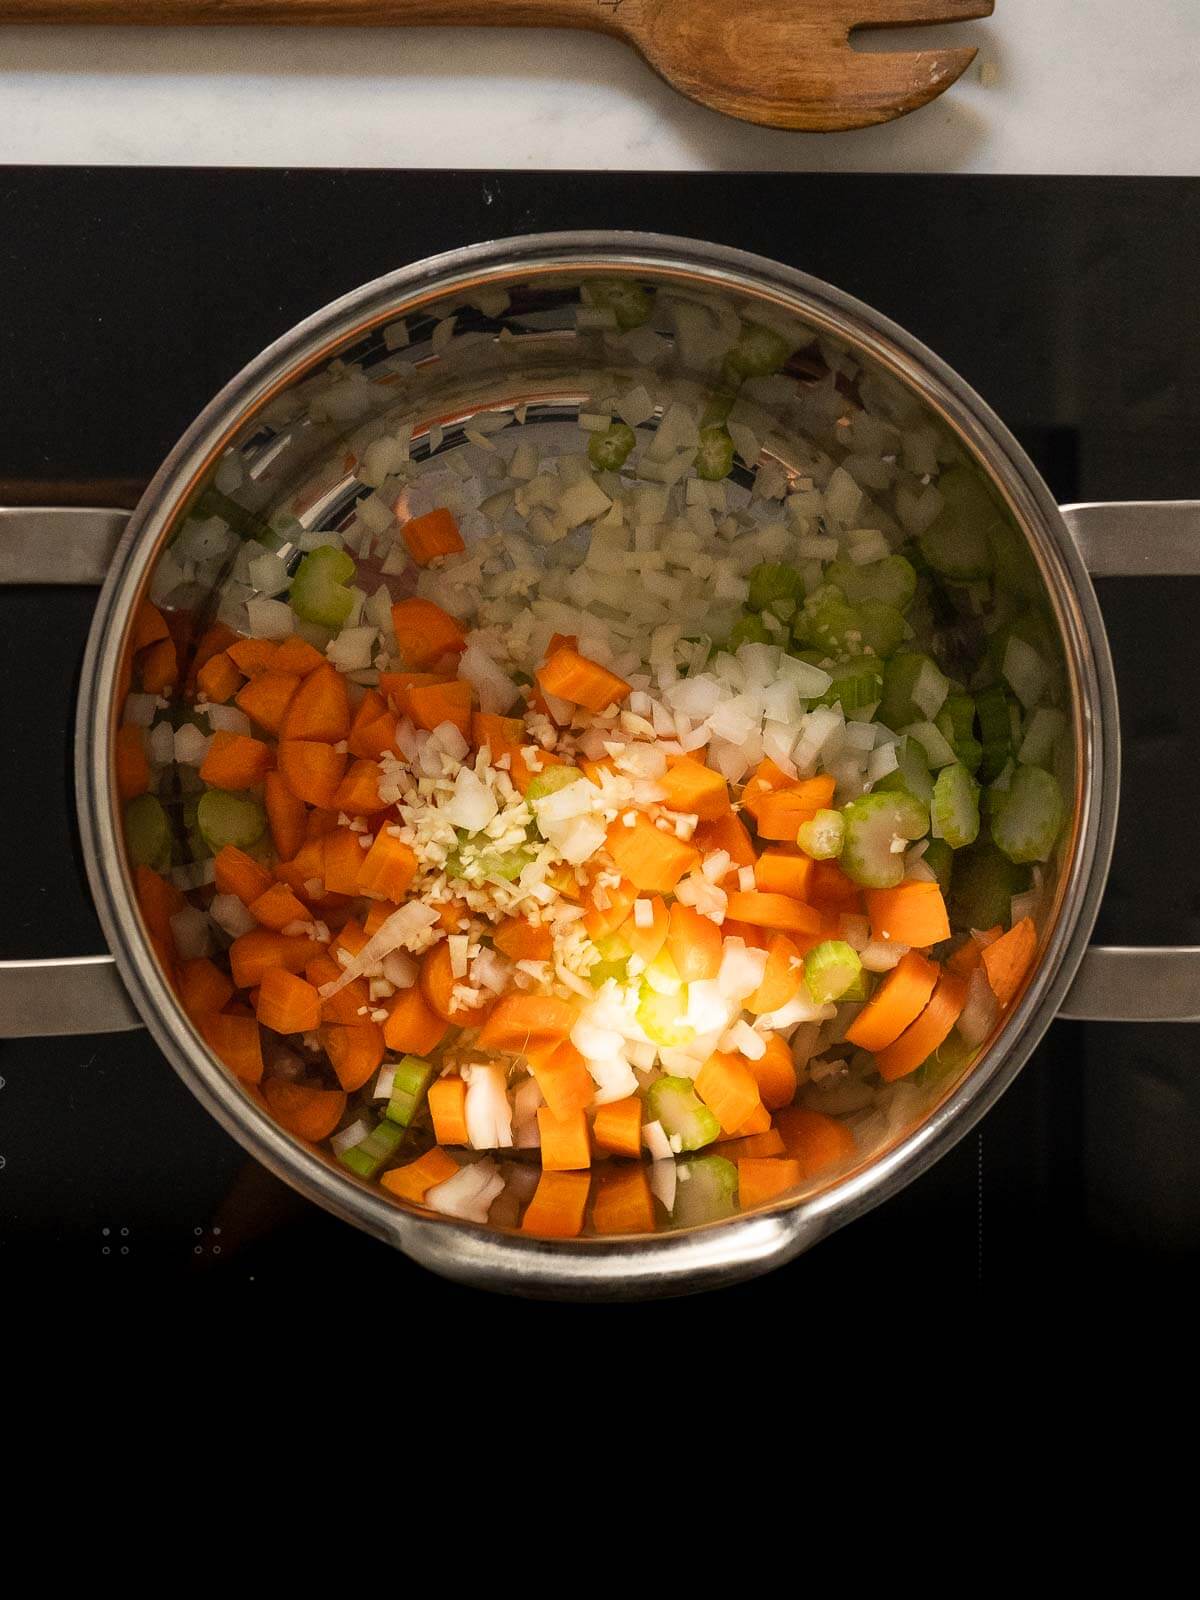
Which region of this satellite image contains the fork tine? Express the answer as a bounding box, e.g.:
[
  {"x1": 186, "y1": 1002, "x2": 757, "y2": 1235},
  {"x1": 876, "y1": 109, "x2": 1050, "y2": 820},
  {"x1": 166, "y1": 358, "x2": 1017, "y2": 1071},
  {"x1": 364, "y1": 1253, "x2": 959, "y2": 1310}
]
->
[{"x1": 849, "y1": 0, "x2": 994, "y2": 23}]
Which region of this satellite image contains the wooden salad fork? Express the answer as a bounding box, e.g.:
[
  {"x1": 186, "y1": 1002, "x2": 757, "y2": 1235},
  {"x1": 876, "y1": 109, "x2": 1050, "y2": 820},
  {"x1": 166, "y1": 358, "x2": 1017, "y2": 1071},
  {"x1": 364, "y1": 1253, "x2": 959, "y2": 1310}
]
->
[{"x1": 1, "y1": 1, "x2": 995, "y2": 131}]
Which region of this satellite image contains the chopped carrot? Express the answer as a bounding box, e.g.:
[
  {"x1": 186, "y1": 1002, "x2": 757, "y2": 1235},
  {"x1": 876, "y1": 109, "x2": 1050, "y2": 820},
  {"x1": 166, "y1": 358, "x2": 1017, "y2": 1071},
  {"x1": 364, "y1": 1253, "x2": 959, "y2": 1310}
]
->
[
  {"x1": 334, "y1": 918, "x2": 369, "y2": 958},
  {"x1": 528, "y1": 1040, "x2": 595, "y2": 1118},
  {"x1": 592, "y1": 1095, "x2": 642, "y2": 1159},
  {"x1": 536, "y1": 645, "x2": 631, "y2": 715},
  {"x1": 752, "y1": 789, "x2": 823, "y2": 841},
  {"x1": 521, "y1": 1171, "x2": 591, "y2": 1238},
  {"x1": 809, "y1": 860, "x2": 863, "y2": 908},
  {"x1": 420, "y1": 940, "x2": 490, "y2": 1025},
  {"x1": 537, "y1": 1107, "x2": 592, "y2": 1171},
  {"x1": 592, "y1": 1165, "x2": 655, "y2": 1235},
  {"x1": 228, "y1": 928, "x2": 319, "y2": 989},
  {"x1": 227, "y1": 636, "x2": 278, "y2": 677},
  {"x1": 378, "y1": 670, "x2": 454, "y2": 717},
  {"x1": 262, "y1": 1078, "x2": 346, "y2": 1142},
  {"x1": 739, "y1": 757, "x2": 793, "y2": 822},
  {"x1": 270, "y1": 635, "x2": 326, "y2": 677},
  {"x1": 134, "y1": 865, "x2": 184, "y2": 951},
  {"x1": 213, "y1": 844, "x2": 273, "y2": 905},
  {"x1": 406, "y1": 678, "x2": 473, "y2": 739},
  {"x1": 383, "y1": 985, "x2": 449, "y2": 1056},
  {"x1": 197, "y1": 650, "x2": 243, "y2": 705},
  {"x1": 583, "y1": 877, "x2": 638, "y2": 942},
  {"x1": 946, "y1": 926, "x2": 1003, "y2": 977},
  {"x1": 981, "y1": 917, "x2": 1038, "y2": 1008},
  {"x1": 362, "y1": 902, "x2": 394, "y2": 936},
  {"x1": 578, "y1": 756, "x2": 618, "y2": 785},
  {"x1": 722, "y1": 919, "x2": 769, "y2": 950},
  {"x1": 866, "y1": 881, "x2": 951, "y2": 948},
  {"x1": 391, "y1": 598, "x2": 466, "y2": 668},
  {"x1": 331, "y1": 758, "x2": 387, "y2": 816},
  {"x1": 745, "y1": 933, "x2": 804, "y2": 1016},
  {"x1": 738, "y1": 1157, "x2": 802, "y2": 1208},
  {"x1": 140, "y1": 636, "x2": 178, "y2": 694},
  {"x1": 724, "y1": 890, "x2": 823, "y2": 935},
  {"x1": 348, "y1": 690, "x2": 398, "y2": 760},
  {"x1": 694, "y1": 810, "x2": 756, "y2": 868},
  {"x1": 274, "y1": 836, "x2": 326, "y2": 898},
  {"x1": 845, "y1": 950, "x2": 940, "y2": 1052},
  {"x1": 248, "y1": 880, "x2": 310, "y2": 932},
  {"x1": 306, "y1": 953, "x2": 371, "y2": 1026},
  {"x1": 431, "y1": 897, "x2": 468, "y2": 934},
  {"x1": 131, "y1": 598, "x2": 169, "y2": 652},
  {"x1": 256, "y1": 968, "x2": 321, "y2": 1035},
  {"x1": 186, "y1": 622, "x2": 240, "y2": 695},
  {"x1": 477, "y1": 994, "x2": 577, "y2": 1056},
  {"x1": 471, "y1": 711, "x2": 524, "y2": 760},
  {"x1": 357, "y1": 830, "x2": 418, "y2": 903},
  {"x1": 666, "y1": 902, "x2": 722, "y2": 982},
  {"x1": 380, "y1": 1146, "x2": 459, "y2": 1204},
  {"x1": 400, "y1": 506, "x2": 465, "y2": 565},
  {"x1": 605, "y1": 813, "x2": 699, "y2": 893},
  {"x1": 717, "y1": 1127, "x2": 786, "y2": 1160},
  {"x1": 199, "y1": 730, "x2": 273, "y2": 790},
  {"x1": 176, "y1": 957, "x2": 234, "y2": 1018},
  {"x1": 115, "y1": 725, "x2": 150, "y2": 800},
  {"x1": 264, "y1": 770, "x2": 307, "y2": 861},
  {"x1": 875, "y1": 970, "x2": 968, "y2": 1082},
  {"x1": 198, "y1": 1012, "x2": 263, "y2": 1083},
  {"x1": 319, "y1": 1021, "x2": 385, "y2": 1092},
  {"x1": 695, "y1": 1051, "x2": 764, "y2": 1135},
  {"x1": 428, "y1": 1076, "x2": 469, "y2": 1145},
  {"x1": 235, "y1": 670, "x2": 300, "y2": 736},
  {"x1": 620, "y1": 895, "x2": 669, "y2": 965},
  {"x1": 492, "y1": 917, "x2": 554, "y2": 963},
  {"x1": 318, "y1": 828, "x2": 364, "y2": 896},
  {"x1": 744, "y1": 1031, "x2": 798, "y2": 1110},
  {"x1": 279, "y1": 663, "x2": 350, "y2": 743},
  {"x1": 278, "y1": 739, "x2": 347, "y2": 808},
  {"x1": 304, "y1": 808, "x2": 341, "y2": 842},
  {"x1": 659, "y1": 755, "x2": 730, "y2": 821},
  {"x1": 776, "y1": 1106, "x2": 857, "y2": 1177},
  {"x1": 754, "y1": 850, "x2": 815, "y2": 901}
]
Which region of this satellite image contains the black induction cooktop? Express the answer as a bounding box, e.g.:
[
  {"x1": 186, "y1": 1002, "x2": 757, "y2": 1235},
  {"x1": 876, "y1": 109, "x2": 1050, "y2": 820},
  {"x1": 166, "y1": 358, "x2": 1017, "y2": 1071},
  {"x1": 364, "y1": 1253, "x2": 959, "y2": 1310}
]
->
[{"x1": 2, "y1": 169, "x2": 1198, "y2": 1301}]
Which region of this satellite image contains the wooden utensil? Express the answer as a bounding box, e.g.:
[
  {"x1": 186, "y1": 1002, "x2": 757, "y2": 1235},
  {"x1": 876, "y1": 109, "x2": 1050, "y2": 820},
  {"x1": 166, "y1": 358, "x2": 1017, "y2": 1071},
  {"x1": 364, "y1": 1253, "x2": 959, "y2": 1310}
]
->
[{"x1": 1, "y1": 1, "x2": 994, "y2": 131}]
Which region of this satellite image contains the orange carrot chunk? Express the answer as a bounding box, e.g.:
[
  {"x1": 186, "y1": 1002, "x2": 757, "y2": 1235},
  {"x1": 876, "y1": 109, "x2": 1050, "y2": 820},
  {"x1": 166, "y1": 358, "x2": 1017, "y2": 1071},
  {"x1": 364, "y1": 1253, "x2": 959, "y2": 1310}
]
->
[
  {"x1": 383, "y1": 985, "x2": 449, "y2": 1056},
  {"x1": 592, "y1": 1165, "x2": 656, "y2": 1235},
  {"x1": 270, "y1": 635, "x2": 326, "y2": 677},
  {"x1": 131, "y1": 599, "x2": 170, "y2": 652},
  {"x1": 380, "y1": 1146, "x2": 460, "y2": 1204},
  {"x1": 745, "y1": 1030, "x2": 799, "y2": 1110},
  {"x1": 776, "y1": 1106, "x2": 857, "y2": 1177},
  {"x1": 262, "y1": 1079, "x2": 347, "y2": 1142},
  {"x1": 744, "y1": 933, "x2": 804, "y2": 1017},
  {"x1": 592, "y1": 1095, "x2": 643, "y2": 1159},
  {"x1": 981, "y1": 917, "x2": 1038, "y2": 1008},
  {"x1": 331, "y1": 758, "x2": 387, "y2": 816},
  {"x1": 536, "y1": 646, "x2": 631, "y2": 714},
  {"x1": 874, "y1": 971, "x2": 968, "y2": 1082},
  {"x1": 605, "y1": 813, "x2": 699, "y2": 893},
  {"x1": 583, "y1": 877, "x2": 638, "y2": 943},
  {"x1": 319, "y1": 1021, "x2": 385, "y2": 1092},
  {"x1": 176, "y1": 957, "x2": 235, "y2": 1018},
  {"x1": 844, "y1": 949, "x2": 940, "y2": 1053},
  {"x1": 248, "y1": 880, "x2": 310, "y2": 932},
  {"x1": 279, "y1": 663, "x2": 350, "y2": 743},
  {"x1": 264, "y1": 770, "x2": 307, "y2": 862},
  {"x1": 400, "y1": 506, "x2": 465, "y2": 566},
  {"x1": 357, "y1": 830, "x2": 419, "y2": 903},
  {"x1": 197, "y1": 650, "x2": 243, "y2": 706},
  {"x1": 277, "y1": 740, "x2": 347, "y2": 809},
  {"x1": 428, "y1": 1076, "x2": 470, "y2": 1145},
  {"x1": 235, "y1": 670, "x2": 300, "y2": 736},
  {"x1": 537, "y1": 1106, "x2": 592, "y2": 1171},
  {"x1": 115, "y1": 725, "x2": 150, "y2": 800},
  {"x1": 198, "y1": 1012, "x2": 264, "y2": 1084},
  {"x1": 492, "y1": 917, "x2": 554, "y2": 963},
  {"x1": 227, "y1": 636, "x2": 278, "y2": 677},
  {"x1": 391, "y1": 597, "x2": 466, "y2": 668},
  {"x1": 140, "y1": 636, "x2": 178, "y2": 694},
  {"x1": 213, "y1": 844, "x2": 273, "y2": 906},
  {"x1": 753, "y1": 786, "x2": 829, "y2": 841},
  {"x1": 754, "y1": 851, "x2": 816, "y2": 901},
  {"x1": 695, "y1": 1051, "x2": 764, "y2": 1136},
  {"x1": 228, "y1": 928, "x2": 319, "y2": 989},
  {"x1": 659, "y1": 755, "x2": 731, "y2": 821},
  {"x1": 420, "y1": 940, "x2": 490, "y2": 1025},
  {"x1": 477, "y1": 994, "x2": 577, "y2": 1056},
  {"x1": 866, "y1": 881, "x2": 952, "y2": 949},
  {"x1": 405, "y1": 678, "x2": 473, "y2": 739},
  {"x1": 527, "y1": 1041, "x2": 595, "y2": 1119},
  {"x1": 199, "y1": 730, "x2": 273, "y2": 790},
  {"x1": 694, "y1": 811, "x2": 757, "y2": 868},
  {"x1": 666, "y1": 901, "x2": 723, "y2": 983},
  {"x1": 521, "y1": 1171, "x2": 592, "y2": 1238},
  {"x1": 724, "y1": 890, "x2": 823, "y2": 935},
  {"x1": 737, "y1": 1157, "x2": 803, "y2": 1208},
  {"x1": 256, "y1": 968, "x2": 321, "y2": 1035},
  {"x1": 620, "y1": 895, "x2": 670, "y2": 965}
]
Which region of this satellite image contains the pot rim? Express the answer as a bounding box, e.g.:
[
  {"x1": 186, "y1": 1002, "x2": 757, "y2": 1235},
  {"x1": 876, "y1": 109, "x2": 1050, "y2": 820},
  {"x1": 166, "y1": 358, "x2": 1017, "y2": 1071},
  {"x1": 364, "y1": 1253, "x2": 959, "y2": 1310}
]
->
[{"x1": 75, "y1": 231, "x2": 1119, "y2": 1295}]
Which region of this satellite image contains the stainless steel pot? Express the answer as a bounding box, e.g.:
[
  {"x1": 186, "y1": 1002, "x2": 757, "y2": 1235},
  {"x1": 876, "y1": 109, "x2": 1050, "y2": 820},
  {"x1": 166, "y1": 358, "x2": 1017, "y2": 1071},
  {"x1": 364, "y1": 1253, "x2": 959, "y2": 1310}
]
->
[{"x1": 2, "y1": 232, "x2": 1197, "y2": 1299}]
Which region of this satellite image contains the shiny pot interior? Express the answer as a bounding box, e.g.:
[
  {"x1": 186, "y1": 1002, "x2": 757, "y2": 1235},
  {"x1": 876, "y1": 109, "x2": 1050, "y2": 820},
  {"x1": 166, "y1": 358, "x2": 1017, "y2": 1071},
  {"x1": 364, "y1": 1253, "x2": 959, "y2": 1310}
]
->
[{"x1": 77, "y1": 234, "x2": 1115, "y2": 1297}]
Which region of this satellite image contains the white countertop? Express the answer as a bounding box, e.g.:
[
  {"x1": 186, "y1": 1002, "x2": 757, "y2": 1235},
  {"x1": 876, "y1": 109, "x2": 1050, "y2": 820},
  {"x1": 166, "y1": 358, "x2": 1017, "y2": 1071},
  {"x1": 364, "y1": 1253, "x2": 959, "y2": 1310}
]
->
[{"x1": 1, "y1": 1, "x2": 1197, "y2": 173}]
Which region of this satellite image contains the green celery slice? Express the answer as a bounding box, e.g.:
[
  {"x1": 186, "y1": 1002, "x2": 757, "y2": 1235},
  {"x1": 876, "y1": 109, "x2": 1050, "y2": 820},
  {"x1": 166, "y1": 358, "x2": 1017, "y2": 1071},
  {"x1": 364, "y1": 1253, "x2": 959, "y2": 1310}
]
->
[
  {"x1": 196, "y1": 787, "x2": 266, "y2": 852},
  {"x1": 805, "y1": 940, "x2": 863, "y2": 1004},
  {"x1": 644, "y1": 1077, "x2": 720, "y2": 1152},
  {"x1": 385, "y1": 1056, "x2": 435, "y2": 1128}
]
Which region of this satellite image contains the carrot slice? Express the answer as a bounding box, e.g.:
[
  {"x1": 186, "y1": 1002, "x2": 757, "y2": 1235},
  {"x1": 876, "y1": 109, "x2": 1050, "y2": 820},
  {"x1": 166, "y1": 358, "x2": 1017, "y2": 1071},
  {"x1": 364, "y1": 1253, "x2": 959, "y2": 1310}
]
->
[
  {"x1": 277, "y1": 740, "x2": 347, "y2": 808},
  {"x1": 391, "y1": 598, "x2": 466, "y2": 668},
  {"x1": 658, "y1": 755, "x2": 730, "y2": 821},
  {"x1": 420, "y1": 940, "x2": 490, "y2": 1025},
  {"x1": 140, "y1": 636, "x2": 178, "y2": 694},
  {"x1": 320, "y1": 828, "x2": 366, "y2": 897},
  {"x1": 753, "y1": 787, "x2": 828, "y2": 841},
  {"x1": 946, "y1": 925, "x2": 1003, "y2": 977},
  {"x1": 270, "y1": 635, "x2": 326, "y2": 677},
  {"x1": 980, "y1": 916, "x2": 1038, "y2": 1007},
  {"x1": 331, "y1": 758, "x2": 387, "y2": 816},
  {"x1": 809, "y1": 861, "x2": 863, "y2": 909},
  {"x1": 866, "y1": 881, "x2": 951, "y2": 949},
  {"x1": 279, "y1": 663, "x2": 350, "y2": 743},
  {"x1": 319, "y1": 1021, "x2": 385, "y2": 1092},
  {"x1": 536, "y1": 646, "x2": 631, "y2": 714},
  {"x1": 115, "y1": 725, "x2": 150, "y2": 800},
  {"x1": 131, "y1": 599, "x2": 169, "y2": 652},
  {"x1": 527, "y1": 1040, "x2": 595, "y2": 1118},
  {"x1": 592, "y1": 1165, "x2": 655, "y2": 1235},
  {"x1": 380, "y1": 1146, "x2": 459, "y2": 1203},
  {"x1": 738, "y1": 1157, "x2": 802, "y2": 1208},
  {"x1": 400, "y1": 506, "x2": 465, "y2": 566},
  {"x1": 406, "y1": 678, "x2": 473, "y2": 739},
  {"x1": 739, "y1": 757, "x2": 794, "y2": 822},
  {"x1": 197, "y1": 650, "x2": 243, "y2": 705},
  {"x1": 745, "y1": 933, "x2": 804, "y2": 1016},
  {"x1": 383, "y1": 985, "x2": 448, "y2": 1056},
  {"x1": 583, "y1": 877, "x2": 638, "y2": 943},
  {"x1": 695, "y1": 1051, "x2": 763, "y2": 1135},
  {"x1": 227, "y1": 636, "x2": 278, "y2": 676},
  {"x1": 605, "y1": 813, "x2": 699, "y2": 893},
  {"x1": 724, "y1": 891, "x2": 823, "y2": 935},
  {"x1": 477, "y1": 994, "x2": 577, "y2": 1056},
  {"x1": 744, "y1": 1031, "x2": 798, "y2": 1110},
  {"x1": 592, "y1": 1095, "x2": 643, "y2": 1158},
  {"x1": 428, "y1": 1076, "x2": 469, "y2": 1145},
  {"x1": 776, "y1": 1106, "x2": 857, "y2": 1177},
  {"x1": 262, "y1": 1078, "x2": 346, "y2": 1142},
  {"x1": 492, "y1": 917, "x2": 554, "y2": 963},
  {"x1": 521, "y1": 1171, "x2": 591, "y2": 1238},
  {"x1": 357, "y1": 830, "x2": 418, "y2": 903},
  {"x1": 754, "y1": 851, "x2": 815, "y2": 901},
  {"x1": 844, "y1": 950, "x2": 940, "y2": 1053},
  {"x1": 694, "y1": 810, "x2": 756, "y2": 869},
  {"x1": 235, "y1": 670, "x2": 300, "y2": 736},
  {"x1": 666, "y1": 902, "x2": 722, "y2": 982},
  {"x1": 874, "y1": 970, "x2": 968, "y2": 1082},
  {"x1": 228, "y1": 928, "x2": 319, "y2": 989},
  {"x1": 248, "y1": 881, "x2": 309, "y2": 932},
  {"x1": 537, "y1": 1106, "x2": 592, "y2": 1172},
  {"x1": 176, "y1": 957, "x2": 234, "y2": 1018},
  {"x1": 199, "y1": 730, "x2": 273, "y2": 790},
  {"x1": 197, "y1": 1012, "x2": 263, "y2": 1083},
  {"x1": 256, "y1": 969, "x2": 321, "y2": 1035},
  {"x1": 264, "y1": 770, "x2": 307, "y2": 861},
  {"x1": 306, "y1": 953, "x2": 371, "y2": 1026},
  {"x1": 213, "y1": 844, "x2": 273, "y2": 906}
]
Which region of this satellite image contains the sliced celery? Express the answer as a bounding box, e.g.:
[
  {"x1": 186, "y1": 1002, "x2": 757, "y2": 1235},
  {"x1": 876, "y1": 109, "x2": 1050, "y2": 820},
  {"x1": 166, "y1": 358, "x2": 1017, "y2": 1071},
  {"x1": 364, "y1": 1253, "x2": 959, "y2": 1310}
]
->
[
  {"x1": 289, "y1": 545, "x2": 356, "y2": 628},
  {"x1": 901, "y1": 720, "x2": 958, "y2": 771},
  {"x1": 914, "y1": 1031, "x2": 979, "y2": 1087},
  {"x1": 878, "y1": 651, "x2": 948, "y2": 730},
  {"x1": 1018, "y1": 706, "x2": 1066, "y2": 770},
  {"x1": 722, "y1": 321, "x2": 791, "y2": 383},
  {"x1": 840, "y1": 790, "x2": 930, "y2": 888},
  {"x1": 805, "y1": 940, "x2": 863, "y2": 1004},
  {"x1": 975, "y1": 682, "x2": 1015, "y2": 781},
  {"x1": 875, "y1": 735, "x2": 934, "y2": 804},
  {"x1": 637, "y1": 987, "x2": 692, "y2": 1048},
  {"x1": 727, "y1": 614, "x2": 771, "y2": 650},
  {"x1": 991, "y1": 763, "x2": 1065, "y2": 864},
  {"x1": 748, "y1": 562, "x2": 805, "y2": 612},
  {"x1": 918, "y1": 467, "x2": 997, "y2": 581},
  {"x1": 949, "y1": 842, "x2": 1029, "y2": 930},
  {"x1": 671, "y1": 1155, "x2": 739, "y2": 1226},
  {"x1": 339, "y1": 1118, "x2": 407, "y2": 1179},
  {"x1": 792, "y1": 584, "x2": 863, "y2": 656},
  {"x1": 826, "y1": 554, "x2": 917, "y2": 612},
  {"x1": 939, "y1": 692, "x2": 977, "y2": 744},
  {"x1": 931, "y1": 762, "x2": 981, "y2": 849},
  {"x1": 588, "y1": 422, "x2": 636, "y2": 472},
  {"x1": 857, "y1": 599, "x2": 908, "y2": 659},
  {"x1": 124, "y1": 793, "x2": 172, "y2": 872},
  {"x1": 700, "y1": 390, "x2": 735, "y2": 429},
  {"x1": 819, "y1": 657, "x2": 883, "y2": 714},
  {"x1": 796, "y1": 808, "x2": 845, "y2": 860},
  {"x1": 644, "y1": 1076, "x2": 720, "y2": 1152},
  {"x1": 585, "y1": 279, "x2": 653, "y2": 331},
  {"x1": 196, "y1": 787, "x2": 266, "y2": 852},
  {"x1": 525, "y1": 766, "x2": 586, "y2": 803},
  {"x1": 385, "y1": 1056, "x2": 435, "y2": 1127},
  {"x1": 694, "y1": 426, "x2": 735, "y2": 481}
]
